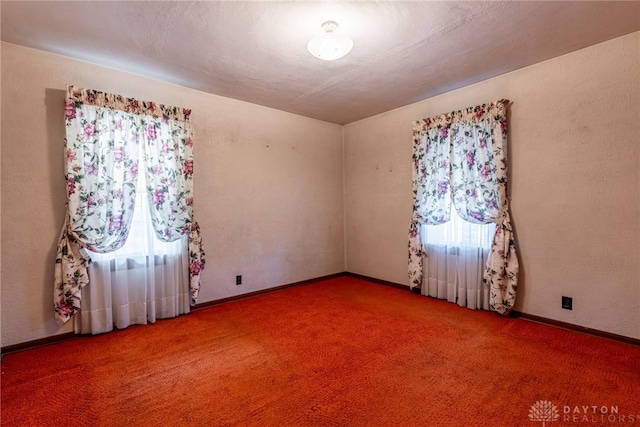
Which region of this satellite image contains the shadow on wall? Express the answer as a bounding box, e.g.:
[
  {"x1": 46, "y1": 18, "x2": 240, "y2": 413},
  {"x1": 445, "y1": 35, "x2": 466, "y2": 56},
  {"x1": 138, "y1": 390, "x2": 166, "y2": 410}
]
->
[
  {"x1": 42, "y1": 87, "x2": 68, "y2": 334},
  {"x1": 505, "y1": 101, "x2": 526, "y2": 313}
]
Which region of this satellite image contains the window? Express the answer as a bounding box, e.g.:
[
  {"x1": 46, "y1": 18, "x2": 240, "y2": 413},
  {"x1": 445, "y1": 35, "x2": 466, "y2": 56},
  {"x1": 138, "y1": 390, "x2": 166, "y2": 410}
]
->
[
  {"x1": 408, "y1": 99, "x2": 518, "y2": 313},
  {"x1": 421, "y1": 207, "x2": 495, "y2": 309},
  {"x1": 89, "y1": 157, "x2": 183, "y2": 269},
  {"x1": 55, "y1": 85, "x2": 204, "y2": 331},
  {"x1": 421, "y1": 207, "x2": 495, "y2": 250}
]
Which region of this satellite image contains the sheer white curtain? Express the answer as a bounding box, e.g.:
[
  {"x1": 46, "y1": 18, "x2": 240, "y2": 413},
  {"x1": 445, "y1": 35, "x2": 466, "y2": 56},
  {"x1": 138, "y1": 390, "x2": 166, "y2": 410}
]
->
[
  {"x1": 75, "y1": 166, "x2": 190, "y2": 334},
  {"x1": 421, "y1": 208, "x2": 495, "y2": 309}
]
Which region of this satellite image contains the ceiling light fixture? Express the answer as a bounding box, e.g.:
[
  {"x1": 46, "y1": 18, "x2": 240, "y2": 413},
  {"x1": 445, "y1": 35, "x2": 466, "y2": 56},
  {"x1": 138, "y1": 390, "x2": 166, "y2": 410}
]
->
[{"x1": 307, "y1": 21, "x2": 353, "y2": 61}]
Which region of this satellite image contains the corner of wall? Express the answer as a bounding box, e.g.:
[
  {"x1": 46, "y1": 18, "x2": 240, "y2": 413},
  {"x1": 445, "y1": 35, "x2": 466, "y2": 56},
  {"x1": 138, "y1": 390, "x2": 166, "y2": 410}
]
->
[{"x1": 341, "y1": 124, "x2": 347, "y2": 272}]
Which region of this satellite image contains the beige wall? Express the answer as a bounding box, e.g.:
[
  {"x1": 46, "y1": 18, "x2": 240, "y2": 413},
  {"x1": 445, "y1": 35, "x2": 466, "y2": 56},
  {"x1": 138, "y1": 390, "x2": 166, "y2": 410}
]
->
[
  {"x1": 0, "y1": 43, "x2": 345, "y2": 347},
  {"x1": 345, "y1": 32, "x2": 640, "y2": 339}
]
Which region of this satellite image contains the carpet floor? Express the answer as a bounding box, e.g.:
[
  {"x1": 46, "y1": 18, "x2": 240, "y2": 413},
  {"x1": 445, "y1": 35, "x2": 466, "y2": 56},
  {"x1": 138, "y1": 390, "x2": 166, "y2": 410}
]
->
[{"x1": 2, "y1": 276, "x2": 639, "y2": 426}]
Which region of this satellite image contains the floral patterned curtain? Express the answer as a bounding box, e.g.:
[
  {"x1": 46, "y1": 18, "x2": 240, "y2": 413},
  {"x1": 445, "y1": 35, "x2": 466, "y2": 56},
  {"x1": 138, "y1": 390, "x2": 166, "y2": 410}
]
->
[
  {"x1": 408, "y1": 99, "x2": 518, "y2": 314},
  {"x1": 54, "y1": 86, "x2": 205, "y2": 325}
]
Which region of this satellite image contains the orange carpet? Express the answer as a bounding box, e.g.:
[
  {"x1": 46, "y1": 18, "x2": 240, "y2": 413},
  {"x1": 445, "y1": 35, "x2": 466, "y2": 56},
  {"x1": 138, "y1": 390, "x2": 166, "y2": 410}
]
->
[{"x1": 2, "y1": 276, "x2": 639, "y2": 426}]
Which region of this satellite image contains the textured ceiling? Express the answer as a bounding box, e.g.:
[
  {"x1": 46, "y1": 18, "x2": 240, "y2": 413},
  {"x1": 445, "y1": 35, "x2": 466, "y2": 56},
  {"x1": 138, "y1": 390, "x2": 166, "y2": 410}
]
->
[{"x1": 2, "y1": 1, "x2": 639, "y2": 124}]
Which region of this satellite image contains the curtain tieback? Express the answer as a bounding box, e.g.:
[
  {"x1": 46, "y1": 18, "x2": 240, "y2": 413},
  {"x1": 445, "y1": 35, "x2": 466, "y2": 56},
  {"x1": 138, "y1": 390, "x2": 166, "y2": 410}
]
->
[{"x1": 496, "y1": 199, "x2": 513, "y2": 231}]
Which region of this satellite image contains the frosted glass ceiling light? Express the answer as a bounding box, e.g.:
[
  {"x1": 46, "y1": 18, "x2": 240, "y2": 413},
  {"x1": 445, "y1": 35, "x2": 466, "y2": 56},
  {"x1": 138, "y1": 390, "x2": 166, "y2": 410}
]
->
[{"x1": 307, "y1": 21, "x2": 353, "y2": 61}]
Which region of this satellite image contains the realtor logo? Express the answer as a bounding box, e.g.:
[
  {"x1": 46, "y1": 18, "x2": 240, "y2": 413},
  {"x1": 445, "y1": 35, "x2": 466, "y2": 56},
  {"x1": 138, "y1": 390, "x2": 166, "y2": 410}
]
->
[
  {"x1": 529, "y1": 400, "x2": 560, "y2": 426},
  {"x1": 529, "y1": 400, "x2": 639, "y2": 424}
]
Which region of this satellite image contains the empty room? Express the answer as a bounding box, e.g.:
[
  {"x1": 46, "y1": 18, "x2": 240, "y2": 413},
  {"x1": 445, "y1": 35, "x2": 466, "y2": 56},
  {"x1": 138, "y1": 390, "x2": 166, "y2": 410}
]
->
[{"x1": 1, "y1": 1, "x2": 639, "y2": 426}]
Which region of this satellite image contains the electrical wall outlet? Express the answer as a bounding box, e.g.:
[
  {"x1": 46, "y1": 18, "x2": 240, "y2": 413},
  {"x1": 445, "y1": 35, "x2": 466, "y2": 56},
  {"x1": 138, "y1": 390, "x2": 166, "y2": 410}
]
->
[
  {"x1": 561, "y1": 296, "x2": 572, "y2": 310},
  {"x1": 236, "y1": 275, "x2": 242, "y2": 286}
]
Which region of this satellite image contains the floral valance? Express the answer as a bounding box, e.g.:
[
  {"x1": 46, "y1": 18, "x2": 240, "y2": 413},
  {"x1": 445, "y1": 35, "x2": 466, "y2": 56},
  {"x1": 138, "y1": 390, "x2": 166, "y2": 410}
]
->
[
  {"x1": 66, "y1": 86, "x2": 192, "y2": 122},
  {"x1": 413, "y1": 99, "x2": 508, "y2": 134}
]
